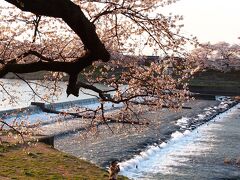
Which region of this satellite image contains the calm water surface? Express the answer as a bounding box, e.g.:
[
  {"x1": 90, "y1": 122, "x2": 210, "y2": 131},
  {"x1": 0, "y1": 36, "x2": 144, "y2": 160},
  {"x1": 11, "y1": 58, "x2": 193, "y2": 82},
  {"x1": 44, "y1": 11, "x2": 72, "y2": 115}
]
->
[{"x1": 0, "y1": 79, "x2": 98, "y2": 110}]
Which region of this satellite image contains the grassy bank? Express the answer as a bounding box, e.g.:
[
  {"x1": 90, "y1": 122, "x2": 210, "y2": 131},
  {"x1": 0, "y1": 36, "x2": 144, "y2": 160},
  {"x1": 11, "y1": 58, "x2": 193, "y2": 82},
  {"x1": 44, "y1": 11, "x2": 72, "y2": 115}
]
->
[
  {"x1": 189, "y1": 70, "x2": 240, "y2": 96},
  {"x1": 0, "y1": 142, "x2": 128, "y2": 179},
  {"x1": 190, "y1": 70, "x2": 240, "y2": 86}
]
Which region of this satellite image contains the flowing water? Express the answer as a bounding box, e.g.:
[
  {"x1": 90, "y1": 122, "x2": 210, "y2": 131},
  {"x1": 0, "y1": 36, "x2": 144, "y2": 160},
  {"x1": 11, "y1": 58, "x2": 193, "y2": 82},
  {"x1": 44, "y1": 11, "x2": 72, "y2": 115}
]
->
[{"x1": 119, "y1": 104, "x2": 240, "y2": 179}]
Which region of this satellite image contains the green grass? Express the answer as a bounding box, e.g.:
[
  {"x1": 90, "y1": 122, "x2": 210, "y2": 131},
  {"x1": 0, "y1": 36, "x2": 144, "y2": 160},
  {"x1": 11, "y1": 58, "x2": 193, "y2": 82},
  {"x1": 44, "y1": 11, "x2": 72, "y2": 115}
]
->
[
  {"x1": 189, "y1": 70, "x2": 240, "y2": 89},
  {"x1": 0, "y1": 143, "x2": 128, "y2": 180},
  {"x1": 190, "y1": 80, "x2": 240, "y2": 87}
]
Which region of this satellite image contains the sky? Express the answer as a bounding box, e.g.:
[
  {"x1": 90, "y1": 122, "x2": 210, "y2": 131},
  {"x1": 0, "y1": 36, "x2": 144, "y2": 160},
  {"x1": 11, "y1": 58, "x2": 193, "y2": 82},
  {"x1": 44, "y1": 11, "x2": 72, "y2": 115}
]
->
[
  {"x1": 166, "y1": 0, "x2": 240, "y2": 44},
  {"x1": 1, "y1": 0, "x2": 240, "y2": 45}
]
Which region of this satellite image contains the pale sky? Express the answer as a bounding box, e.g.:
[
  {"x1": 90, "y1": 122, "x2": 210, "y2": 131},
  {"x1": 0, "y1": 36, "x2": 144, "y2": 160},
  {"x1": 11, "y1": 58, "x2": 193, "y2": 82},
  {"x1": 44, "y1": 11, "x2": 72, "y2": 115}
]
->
[
  {"x1": 167, "y1": 0, "x2": 240, "y2": 44},
  {"x1": 1, "y1": 0, "x2": 240, "y2": 45}
]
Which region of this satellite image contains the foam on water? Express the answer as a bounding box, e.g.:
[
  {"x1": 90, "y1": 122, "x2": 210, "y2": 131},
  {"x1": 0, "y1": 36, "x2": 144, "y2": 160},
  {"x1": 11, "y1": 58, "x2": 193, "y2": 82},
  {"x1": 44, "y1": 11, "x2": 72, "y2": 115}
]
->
[
  {"x1": 119, "y1": 101, "x2": 239, "y2": 179},
  {"x1": 170, "y1": 131, "x2": 184, "y2": 140},
  {"x1": 176, "y1": 117, "x2": 190, "y2": 127}
]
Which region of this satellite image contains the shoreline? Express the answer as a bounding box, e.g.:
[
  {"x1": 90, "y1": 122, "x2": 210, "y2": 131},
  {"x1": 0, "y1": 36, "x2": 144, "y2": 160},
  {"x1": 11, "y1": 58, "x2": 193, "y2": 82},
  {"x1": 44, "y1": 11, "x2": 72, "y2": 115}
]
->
[{"x1": 0, "y1": 142, "x2": 128, "y2": 179}]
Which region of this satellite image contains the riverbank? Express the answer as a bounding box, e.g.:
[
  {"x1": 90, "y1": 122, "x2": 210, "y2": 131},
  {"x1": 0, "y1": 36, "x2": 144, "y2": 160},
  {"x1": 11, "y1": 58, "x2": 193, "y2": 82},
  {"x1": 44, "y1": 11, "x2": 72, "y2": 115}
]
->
[
  {"x1": 0, "y1": 142, "x2": 128, "y2": 179},
  {"x1": 189, "y1": 70, "x2": 240, "y2": 96}
]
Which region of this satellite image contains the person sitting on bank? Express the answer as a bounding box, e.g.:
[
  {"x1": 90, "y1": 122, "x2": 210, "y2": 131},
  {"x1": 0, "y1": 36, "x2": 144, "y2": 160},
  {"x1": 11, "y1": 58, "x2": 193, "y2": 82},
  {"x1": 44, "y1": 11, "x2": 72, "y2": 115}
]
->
[{"x1": 109, "y1": 160, "x2": 120, "y2": 180}]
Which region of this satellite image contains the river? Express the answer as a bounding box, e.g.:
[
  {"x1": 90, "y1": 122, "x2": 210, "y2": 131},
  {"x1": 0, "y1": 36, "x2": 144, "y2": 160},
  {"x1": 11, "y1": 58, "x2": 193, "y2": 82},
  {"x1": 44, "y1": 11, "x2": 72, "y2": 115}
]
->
[
  {"x1": 1, "y1": 79, "x2": 240, "y2": 179},
  {"x1": 0, "y1": 79, "x2": 98, "y2": 110},
  {"x1": 119, "y1": 103, "x2": 240, "y2": 179}
]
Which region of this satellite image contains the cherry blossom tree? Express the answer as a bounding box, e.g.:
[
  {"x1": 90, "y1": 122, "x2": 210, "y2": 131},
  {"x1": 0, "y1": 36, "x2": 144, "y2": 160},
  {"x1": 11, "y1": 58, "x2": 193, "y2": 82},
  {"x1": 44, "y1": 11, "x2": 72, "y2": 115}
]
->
[
  {"x1": 0, "y1": 0, "x2": 199, "y2": 137},
  {"x1": 191, "y1": 42, "x2": 240, "y2": 72}
]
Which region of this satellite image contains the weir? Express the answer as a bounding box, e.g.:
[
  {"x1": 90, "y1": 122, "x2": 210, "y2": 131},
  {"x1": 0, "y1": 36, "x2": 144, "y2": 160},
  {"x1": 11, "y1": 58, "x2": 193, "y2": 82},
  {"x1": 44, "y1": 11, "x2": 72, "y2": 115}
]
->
[
  {"x1": 53, "y1": 97, "x2": 238, "y2": 169},
  {"x1": 0, "y1": 98, "x2": 99, "y2": 147},
  {"x1": 0, "y1": 97, "x2": 98, "y2": 120}
]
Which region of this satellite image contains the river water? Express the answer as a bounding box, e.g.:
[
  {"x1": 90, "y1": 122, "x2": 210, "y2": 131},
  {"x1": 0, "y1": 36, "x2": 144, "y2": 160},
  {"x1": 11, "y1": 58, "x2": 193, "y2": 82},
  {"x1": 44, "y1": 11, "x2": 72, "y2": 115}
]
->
[
  {"x1": 52, "y1": 98, "x2": 240, "y2": 180},
  {"x1": 1, "y1": 79, "x2": 240, "y2": 179},
  {"x1": 119, "y1": 103, "x2": 240, "y2": 179},
  {"x1": 0, "y1": 79, "x2": 98, "y2": 110}
]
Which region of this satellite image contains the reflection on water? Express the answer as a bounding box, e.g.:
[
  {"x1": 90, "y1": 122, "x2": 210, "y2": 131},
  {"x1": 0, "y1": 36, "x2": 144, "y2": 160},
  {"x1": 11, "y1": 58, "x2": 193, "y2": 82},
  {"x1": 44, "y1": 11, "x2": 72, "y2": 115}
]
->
[
  {"x1": 0, "y1": 79, "x2": 99, "y2": 110},
  {"x1": 120, "y1": 104, "x2": 240, "y2": 179}
]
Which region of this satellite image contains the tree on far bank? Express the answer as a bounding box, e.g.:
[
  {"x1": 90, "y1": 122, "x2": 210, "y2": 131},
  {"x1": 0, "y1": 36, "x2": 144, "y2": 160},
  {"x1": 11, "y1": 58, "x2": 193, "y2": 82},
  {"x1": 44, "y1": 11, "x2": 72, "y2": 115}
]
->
[
  {"x1": 0, "y1": 0, "x2": 199, "y2": 136},
  {"x1": 191, "y1": 42, "x2": 240, "y2": 72}
]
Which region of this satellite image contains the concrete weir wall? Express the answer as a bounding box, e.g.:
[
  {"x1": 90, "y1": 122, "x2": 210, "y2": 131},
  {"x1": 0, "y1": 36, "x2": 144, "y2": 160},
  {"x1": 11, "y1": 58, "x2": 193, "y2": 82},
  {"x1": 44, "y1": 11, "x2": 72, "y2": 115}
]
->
[
  {"x1": 0, "y1": 98, "x2": 99, "y2": 147},
  {"x1": 44, "y1": 98, "x2": 98, "y2": 110},
  {"x1": 37, "y1": 135, "x2": 55, "y2": 147},
  {"x1": 0, "y1": 97, "x2": 99, "y2": 119}
]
